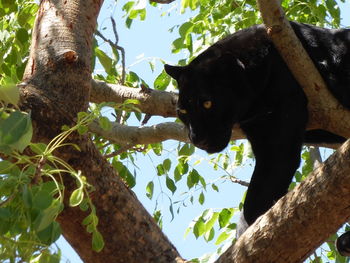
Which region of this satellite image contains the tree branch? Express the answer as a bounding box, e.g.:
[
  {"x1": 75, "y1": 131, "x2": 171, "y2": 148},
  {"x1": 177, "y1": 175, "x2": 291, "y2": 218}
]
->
[
  {"x1": 91, "y1": 79, "x2": 178, "y2": 117},
  {"x1": 214, "y1": 1, "x2": 350, "y2": 262},
  {"x1": 217, "y1": 139, "x2": 350, "y2": 263},
  {"x1": 21, "y1": 1, "x2": 185, "y2": 262},
  {"x1": 256, "y1": 0, "x2": 350, "y2": 138},
  {"x1": 149, "y1": 0, "x2": 176, "y2": 3},
  {"x1": 88, "y1": 121, "x2": 247, "y2": 146},
  {"x1": 90, "y1": 80, "x2": 342, "y2": 148}
]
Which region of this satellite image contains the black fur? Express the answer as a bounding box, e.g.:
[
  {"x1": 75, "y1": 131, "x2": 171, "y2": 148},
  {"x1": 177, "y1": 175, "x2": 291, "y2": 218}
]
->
[{"x1": 165, "y1": 21, "x2": 349, "y2": 254}]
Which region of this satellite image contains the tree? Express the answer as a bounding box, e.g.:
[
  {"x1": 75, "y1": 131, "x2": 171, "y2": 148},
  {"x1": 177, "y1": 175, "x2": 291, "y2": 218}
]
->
[{"x1": 0, "y1": 0, "x2": 348, "y2": 262}]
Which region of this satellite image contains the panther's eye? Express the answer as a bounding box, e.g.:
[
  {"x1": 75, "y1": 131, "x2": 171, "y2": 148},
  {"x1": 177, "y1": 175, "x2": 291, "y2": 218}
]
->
[
  {"x1": 203, "y1": 101, "x2": 212, "y2": 109},
  {"x1": 178, "y1": 109, "x2": 187, "y2": 114}
]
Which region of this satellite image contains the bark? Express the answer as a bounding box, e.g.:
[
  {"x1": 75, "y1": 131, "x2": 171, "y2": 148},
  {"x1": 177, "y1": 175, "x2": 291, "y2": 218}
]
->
[
  {"x1": 19, "y1": 1, "x2": 184, "y2": 262},
  {"x1": 217, "y1": 139, "x2": 350, "y2": 263},
  {"x1": 17, "y1": 0, "x2": 350, "y2": 263},
  {"x1": 256, "y1": 0, "x2": 350, "y2": 137},
  {"x1": 90, "y1": 79, "x2": 178, "y2": 118},
  {"x1": 89, "y1": 81, "x2": 339, "y2": 149}
]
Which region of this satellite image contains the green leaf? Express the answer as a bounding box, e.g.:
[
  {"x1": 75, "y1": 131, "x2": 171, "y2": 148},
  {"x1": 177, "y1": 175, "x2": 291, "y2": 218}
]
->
[
  {"x1": 98, "y1": 116, "x2": 112, "y2": 131},
  {"x1": 33, "y1": 190, "x2": 53, "y2": 210},
  {"x1": 212, "y1": 183, "x2": 219, "y2": 192},
  {"x1": 179, "y1": 21, "x2": 194, "y2": 37},
  {"x1": 153, "y1": 70, "x2": 171, "y2": 91},
  {"x1": 187, "y1": 169, "x2": 200, "y2": 189},
  {"x1": 79, "y1": 198, "x2": 89, "y2": 212},
  {"x1": 204, "y1": 227, "x2": 215, "y2": 242},
  {"x1": 113, "y1": 162, "x2": 136, "y2": 188},
  {"x1": 166, "y1": 176, "x2": 177, "y2": 194},
  {"x1": 163, "y1": 158, "x2": 171, "y2": 172},
  {"x1": 219, "y1": 208, "x2": 233, "y2": 228},
  {"x1": 146, "y1": 181, "x2": 154, "y2": 199},
  {"x1": 193, "y1": 217, "x2": 206, "y2": 238},
  {"x1": 123, "y1": 99, "x2": 140, "y2": 105},
  {"x1": 0, "y1": 160, "x2": 14, "y2": 174},
  {"x1": 0, "y1": 83, "x2": 19, "y2": 105},
  {"x1": 0, "y1": 208, "x2": 11, "y2": 220},
  {"x1": 22, "y1": 184, "x2": 33, "y2": 208},
  {"x1": 92, "y1": 230, "x2": 105, "y2": 252},
  {"x1": 179, "y1": 143, "x2": 195, "y2": 156},
  {"x1": 0, "y1": 111, "x2": 32, "y2": 152},
  {"x1": 37, "y1": 252, "x2": 61, "y2": 263},
  {"x1": 156, "y1": 164, "x2": 165, "y2": 176},
  {"x1": 174, "y1": 164, "x2": 183, "y2": 182},
  {"x1": 198, "y1": 191, "x2": 205, "y2": 205},
  {"x1": 205, "y1": 211, "x2": 219, "y2": 232},
  {"x1": 122, "y1": 1, "x2": 135, "y2": 13},
  {"x1": 150, "y1": 143, "x2": 162, "y2": 156},
  {"x1": 82, "y1": 213, "x2": 95, "y2": 226},
  {"x1": 95, "y1": 47, "x2": 113, "y2": 74},
  {"x1": 16, "y1": 28, "x2": 29, "y2": 44},
  {"x1": 30, "y1": 143, "x2": 47, "y2": 155},
  {"x1": 36, "y1": 221, "x2": 61, "y2": 245},
  {"x1": 34, "y1": 201, "x2": 62, "y2": 232},
  {"x1": 77, "y1": 125, "x2": 88, "y2": 135},
  {"x1": 69, "y1": 188, "x2": 84, "y2": 207},
  {"x1": 215, "y1": 231, "x2": 231, "y2": 245}
]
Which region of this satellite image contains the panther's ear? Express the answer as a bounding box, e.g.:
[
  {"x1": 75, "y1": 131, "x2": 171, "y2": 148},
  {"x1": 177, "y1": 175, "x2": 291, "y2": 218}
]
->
[{"x1": 164, "y1": 64, "x2": 184, "y2": 80}]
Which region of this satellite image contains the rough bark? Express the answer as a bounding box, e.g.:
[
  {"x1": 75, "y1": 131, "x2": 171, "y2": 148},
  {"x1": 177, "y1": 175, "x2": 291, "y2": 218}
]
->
[
  {"x1": 91, "y1": 79, "x2": 179, "y2": 118},
  {"x1": 19, "y1": 1, "x2": 184, "y2": 262},
  {"x1": 16, "y1": 0, "x2": 350, "y2": 263},
  {"x1": 256, "y1": 0, "x2": 350, "y2": 137},
  {"x1": 217, "y1": 139, "x2": 350, "y2": 263}
]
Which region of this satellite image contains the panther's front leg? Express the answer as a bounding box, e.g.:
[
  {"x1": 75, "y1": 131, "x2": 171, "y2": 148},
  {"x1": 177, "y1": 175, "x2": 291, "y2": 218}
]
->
[{"x1": 238, "y1": 102, "x2": 307, "y2": 235}]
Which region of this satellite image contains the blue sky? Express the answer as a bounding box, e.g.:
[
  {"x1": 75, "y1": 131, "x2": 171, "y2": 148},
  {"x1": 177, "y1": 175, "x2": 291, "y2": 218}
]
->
[{"x1": 57, "y1": 1, "x2": 350, "y2": 262}]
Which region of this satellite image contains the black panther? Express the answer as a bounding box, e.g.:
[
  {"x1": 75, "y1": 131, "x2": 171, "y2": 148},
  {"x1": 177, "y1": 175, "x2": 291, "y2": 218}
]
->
[{"x1": 164, "y1": 21, "x2": 350, "y2": 255}]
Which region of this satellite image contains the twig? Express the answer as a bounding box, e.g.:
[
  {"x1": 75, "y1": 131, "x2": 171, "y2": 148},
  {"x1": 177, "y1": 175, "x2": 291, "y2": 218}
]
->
[
  {"x1": 149, "y1": 0, "x2": 176, "y2": 3},
  {"x1": 95, "y1": 25, "x2": 126, "y2": 84},
  {"x1": 141, "y1": 114, "x2": 152, "y2": 126},
  {"x1": 104, "y1": 144, "x2": 133, "y2": 159},
  {"x1": 0, "y1": 193, "x2": 16, "y2": 207},
  {"x1": 229, "y1": 176, "x2": 249, "y2": 187},
  {"x1": 110, "y1": 17, "x2": 126, "y2": 85},
  {"x1": 308, "y1": 146, "x2": 322, "y2": 169},
  {"x1": 104, "y1": 144, "x2": 147, "y2": 159}
]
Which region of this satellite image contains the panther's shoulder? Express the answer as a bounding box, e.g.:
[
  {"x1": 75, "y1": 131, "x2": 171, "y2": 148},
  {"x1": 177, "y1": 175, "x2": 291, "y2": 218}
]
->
[{"x1": 213, "y1": 24, "x2": 270, "y2": 56}]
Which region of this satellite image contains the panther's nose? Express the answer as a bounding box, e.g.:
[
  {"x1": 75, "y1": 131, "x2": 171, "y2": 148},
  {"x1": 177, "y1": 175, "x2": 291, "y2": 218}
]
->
[{"x1": 188, "y1": 126, "x2": 208, "y2": 150}]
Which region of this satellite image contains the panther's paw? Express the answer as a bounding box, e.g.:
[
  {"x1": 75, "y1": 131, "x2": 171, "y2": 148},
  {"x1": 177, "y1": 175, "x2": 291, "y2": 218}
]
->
[{"x1": 336, "y1": 231, "x2": 350, "y2": 257}]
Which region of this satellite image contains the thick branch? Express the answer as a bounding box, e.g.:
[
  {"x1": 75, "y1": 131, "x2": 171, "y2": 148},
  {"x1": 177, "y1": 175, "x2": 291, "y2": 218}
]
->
[
  {"x1": 91, "y1": 79, "x2": 178, "y2": 117},
  {"x1": 90, "y1": 80, "x2": 341, "y2": 148},
  {"x1": 217, "y1": 139, "x2": 350, "y2": 263},
  {"x1": 21, "y1": 1, "x2": 185, "y2": 262},
  {"x1": 256, "y1": 0, "x2": 350, "y2": 137},
  {"x1": 88, "y1": 121, "x2": 246, "y2": 146},
  {"x1": 89, "y1": 121, "x2": 188, "y2": 144}
]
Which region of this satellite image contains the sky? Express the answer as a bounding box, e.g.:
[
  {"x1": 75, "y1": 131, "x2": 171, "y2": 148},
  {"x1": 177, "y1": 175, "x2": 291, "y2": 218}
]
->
[{"x1": 56, "y1": 1, "x2": 350, "y2": 262}]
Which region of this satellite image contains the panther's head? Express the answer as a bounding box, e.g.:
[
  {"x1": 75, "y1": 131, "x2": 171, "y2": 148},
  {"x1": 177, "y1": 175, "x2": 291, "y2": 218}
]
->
[{"x1": 165, "y1": 48, "x2": 253, "y2": 153}]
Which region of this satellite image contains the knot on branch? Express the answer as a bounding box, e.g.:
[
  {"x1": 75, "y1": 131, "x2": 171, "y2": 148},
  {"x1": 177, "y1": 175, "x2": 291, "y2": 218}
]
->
[
  {"x1": 63, "y1": 50, "x2": 78, "y2": 63},
  {"x1": 267, "y1": 25, "x2": 283, "y2": 36}
]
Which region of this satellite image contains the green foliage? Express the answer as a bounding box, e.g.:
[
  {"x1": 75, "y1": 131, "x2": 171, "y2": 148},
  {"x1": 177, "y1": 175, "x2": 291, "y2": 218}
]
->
[
  {"x1": 0, "y1": 0, "x2": 37, "y2": 83},
  {"x1": 0, "y1": 82, "x2": 107, "y2": 261},
  {"x1": 1, "y1": 0, "x2": 345, "y2": 261}
]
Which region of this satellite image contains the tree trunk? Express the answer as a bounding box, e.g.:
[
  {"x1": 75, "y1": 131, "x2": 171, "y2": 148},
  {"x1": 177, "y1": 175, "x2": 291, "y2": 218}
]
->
[
  {"x1": 19, "y1": 1, "x2": 184, "y2": 262},
  {"x1": 17, "y1": 0, "x2": 350, "y2": 262}
]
